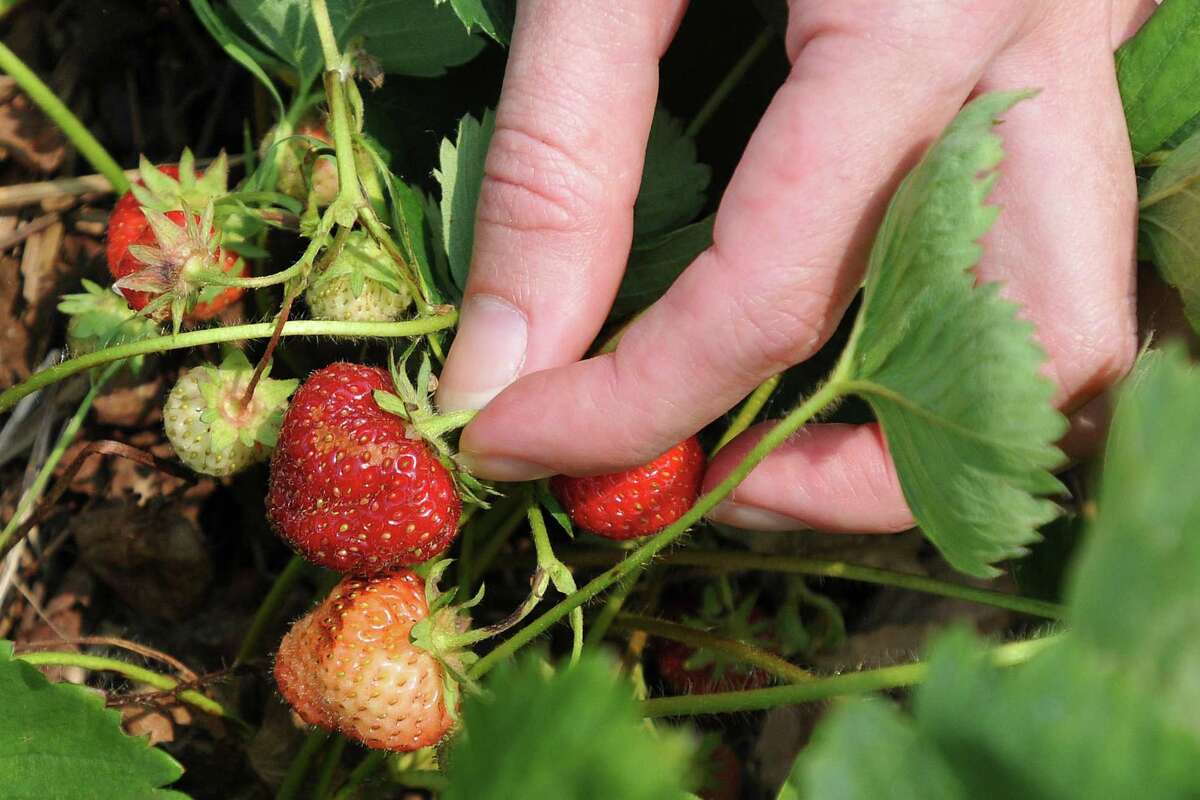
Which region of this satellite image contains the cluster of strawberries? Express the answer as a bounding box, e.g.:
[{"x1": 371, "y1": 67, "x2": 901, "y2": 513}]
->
[{"x1": 101, "y1": 149, "x2": 708, "y2": 754}]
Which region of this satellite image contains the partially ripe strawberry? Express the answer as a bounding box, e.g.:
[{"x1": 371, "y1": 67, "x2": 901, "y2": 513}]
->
[
  {"x1": 304, "y1": 231, "x2": 410, "y2": 322},
  {"x1": 274, "y1": 569, "x2": 456, "y2": 751},
  {"x1": 276, "y1": 120, "x2": 339, "y2": 206},
  {"x1": 266, "y1": 363, "x2": 462, "y2": 574},
  {"x1": 105, "y1": 153, "x2": 245, "y2": 321},
  {"x1": 550, "y1": 437, "x2": 705, "y2": 539},
  {"x1": 164, "y1": 352, "x2": 298, "y2": 477}
]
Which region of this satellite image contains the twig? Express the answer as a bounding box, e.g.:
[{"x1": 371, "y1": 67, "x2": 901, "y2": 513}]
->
[{"x1": 0, "y1": 212, "x2": 63, "y2": 251}]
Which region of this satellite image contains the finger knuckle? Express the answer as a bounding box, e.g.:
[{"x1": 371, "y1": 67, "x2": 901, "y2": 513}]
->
[{"x1": 476, "y1": 122, "x2": 604, "y2": 237}]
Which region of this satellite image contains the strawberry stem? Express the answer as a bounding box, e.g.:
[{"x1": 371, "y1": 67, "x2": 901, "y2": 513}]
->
[
  {"x1": 234, "y1": 554, "x2": 310, "y2": 666},
  {"x1": 610, "y1": 613, "x2": 815, "y2": 685},
  {"x1": 467, "y1": 376, "x2": 847, "y2": 680},
  {"x1": 639, "y1": 632, "x2": 1061, "y2": 718},
  {"x1": 0, "y1": 313, "x2": 459, "y2": 414},
  {"x1": 528, "y1": 504, "x2": 583, "y2": 664},
  {"x1": 14, "y1": 650, "x2": 236, "y2": 720},
  {"x1": 559, "y1": 548, "x2": 1064, "y2": 620},
  {"x1": 711, "y1": 373, "x2": 782, "y2": 455},
  {"x1": 0, "y1": 42, "x2": 129, "y2": 193}
]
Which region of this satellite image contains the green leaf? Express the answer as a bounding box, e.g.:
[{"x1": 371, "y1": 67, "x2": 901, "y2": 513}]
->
[
  {"x1": 437, "y1": 0, "x2": 513, "y2": 43},
  {"x1": 0, "y1": 641, "x2": 187, "y2": 799},
  {"x1": 611, "y1": 216, "x2": 713, "y2": 319},
  {"x1": 1116, "y1": 0, "x2": 1200, "y2": 160},
  {"x1": 634, "y1": 109, "x2": 711, "y2": 239},
  {"x1": 782, "y1": 346, "x2": 1200, "y2": 800},
  {"x1": 1137, "y1": 127, "x2": 1200, "y2": 334},
  {"x1": 833, "y1": 90, "x2": 1067, "y2": 578},
  {"x1": 444, "y1": 653, "x2": 694, "y2": 799},
  {"x1": 1066, "y1": 345, "x2": 1200, "y2": 739},
  {"x1": 434, "y1": 109, "x2": 495, "y2": 293},
  {"x1": 189, "y1": 0, "x2": 285, "y2": 118},
  {"x1": 781, "y1": 697, "x2": 964, "y2": 800},
  {"x1": 227, "y1": 0, "x2": 484, "y2": 88}
]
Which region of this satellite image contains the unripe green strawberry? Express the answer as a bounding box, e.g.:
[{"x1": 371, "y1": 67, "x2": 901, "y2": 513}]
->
[
  {"x1": 164, "y1": 351, "x2": 298, "y2": 477},
  {"x1": 304, "y1": 231, "x2": 410, "y2": 322},
  {"x1": 58, "y1": 279, "x2": 160, "y2": 360}
]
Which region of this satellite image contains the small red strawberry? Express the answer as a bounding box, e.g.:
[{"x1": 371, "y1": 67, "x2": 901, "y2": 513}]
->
[
  {"x1": 655, "y1": 636, "x2": 772, "y2": 696},
  {"x1": 266, "y1": 362, "x2": 462, "y2": 574},
  {"x1": 550, "y1": 437, "x2": 705, "y2": 539},
  {"x1": 274, "y1": 569, "x2": 459, "y2": 751},
  {"x1": 105, "y1": 152, "x2": 246, "y2": 321},
  {"x1": 696, "y1": 740, "x2": 742, "y2": 800}
]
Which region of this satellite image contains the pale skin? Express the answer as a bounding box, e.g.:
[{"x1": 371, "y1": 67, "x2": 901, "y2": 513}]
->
[{"x1": 436, "y1": 0, "x2": 1158, "y2": 534}]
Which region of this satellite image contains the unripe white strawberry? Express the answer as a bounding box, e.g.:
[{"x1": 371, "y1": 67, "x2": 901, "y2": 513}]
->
[
  {"x1": 164, "y1": 351, "x2": 298, "y2": 477},
  {"x1": 304, "y1": 231, "x2": 410, "y2": 322}
]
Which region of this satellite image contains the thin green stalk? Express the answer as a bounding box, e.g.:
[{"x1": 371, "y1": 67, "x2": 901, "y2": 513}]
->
[
  {"x1": 612, "y1": 613, "x2": 814, "y2": 684},
  {"x1": 563, "y1": 549, "x2": 1063, "y2": 620},
  {"x1": 16, "y1": 651, "x2": 231, "y2": 719},
  {"x1": 686, "y1": 29, "x2": 774, "y2": 138},
  {"x1": 584, "y1": 572, "x2": 639, "y2": 648},
  {"x1": 332, "y1": 750, "x2": 386, "y2": 800},
  {"x1": 312, "y1": 735, "x2": 348, "y2": 800},
  {"x1": 640, "y1": 633, "x2": 1060, "y2": 717},
  {"x1": 235, "y1": 555, "x2": 309, "y2": 665},
  {"x1": 468, "y1": 378, "x2": 845, "y2": 680},
  {"x1": 0, "y1": 42, "x2": 129, "y2": 192},
  {"x1": 0, "y1": 0, "x2": 26, "y2": 19},
  {"x1": 310, "y1": 0, "x2": 359, "y2": 211},
  {"x1": 711, "y1": 373, "x2": 781, "y2": 455},
  {"x1": 0, "y1": 362, "x2": 121, "y2": 553},
  {"x1": 276, "y1": 729, "x2": 329, "y2": 800},
  {"x1": 529, "y1": 504, "x2": 583, "y2": 663},
  {"x1": 391, "y1": 770, "x2": 449, "y2": 792},
  {"x1": 0, "y1": 313, "x2": 458, "y2": 414}
]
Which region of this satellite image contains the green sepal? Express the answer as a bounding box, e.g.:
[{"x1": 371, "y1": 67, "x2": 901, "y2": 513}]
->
[{"x1": 535, "y1": 481, "x2": 574, "y2": 539}]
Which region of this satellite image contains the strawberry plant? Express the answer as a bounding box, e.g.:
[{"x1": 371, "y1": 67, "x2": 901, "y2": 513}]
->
[{"x1": 0, "y1": 1, "x2": 1199, "y2": 798}]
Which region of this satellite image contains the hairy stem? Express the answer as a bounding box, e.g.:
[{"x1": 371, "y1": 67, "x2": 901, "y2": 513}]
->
[
  {"x1": 310, "y1": 0, "x2": 360, "y2": 212},
  {"x1": 563, "y1": 549, "x2": 1063, "y2": 620},
  {"x1": 640, "y1": 633, "x2": 1060, "y2": 717},
  {"x1": 0, "y1": 313, "x2": 458, "y2": 414},
  {"x1": 711, "y1": 373, "x2": 781, "y2": 455},
  {"x1": 462, "y1": 491, "x2": 533, "y2": 590},
  {"x1": 468, "y1": 379, "x2": 845, "y2": 680},
  {"x1": 612, "y1": 613, "x2": 814, "y2": 684},
  {"x1": 15, "y1": 651, "x2": 232, "y2": 719},
  {"x1": 0, "y1": 42, "x2": 129, "y2": 193}
]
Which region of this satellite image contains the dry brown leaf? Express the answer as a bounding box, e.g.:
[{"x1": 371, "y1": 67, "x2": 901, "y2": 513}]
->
[{"x1": 0, "y1": 77, "x2": 66, "y2": 173}]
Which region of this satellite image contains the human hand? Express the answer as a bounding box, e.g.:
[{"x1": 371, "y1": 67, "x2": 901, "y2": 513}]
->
[{"x1": 436, "y1": 0, "x2": 1154, "y2": 533}]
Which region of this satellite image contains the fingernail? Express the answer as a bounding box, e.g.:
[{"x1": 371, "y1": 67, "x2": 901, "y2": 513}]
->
[
  {"x1": 437, "y1": 294, "x2": 528, "y2": 412},
  {"x1": 455, "y1": 452, "x2": 555, "y2": 482},
  {"x1": 708, "y1": 501, "x2": 809, "y2": 532}
]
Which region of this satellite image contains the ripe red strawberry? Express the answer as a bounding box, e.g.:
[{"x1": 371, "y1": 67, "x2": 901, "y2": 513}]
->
[
  {"x1": 266, "y1": 362, "x2": 462, "y2": 574},
  {"x1": 550, "y1": 436, "x2": 705, "y2": 539},
  {"x1": 106, "y1": 155, "x2": 246, "y2": 321},
  {"x1": 274, "y1": 569, "x2": 456, "y2": 751},
  {"x1": 655, "y1": 637, "x2": 772, "y2": 696}
]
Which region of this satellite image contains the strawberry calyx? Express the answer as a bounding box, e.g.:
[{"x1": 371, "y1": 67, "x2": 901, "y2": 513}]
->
[
  {"x1": 130, "y1": 149, "x2": 229, "y2": 215},
  {"x1": 372, "y1": 347, "x2": 496, "y2": 507},
  {"x1": 192, "y1": 351, "x2": 299, "y2": 454},
  {"x1": 115, "y1": 202, "x2": 243, "y2": 330},
  {"x1": 58, "y1": 278, "x2": 161, "y2": 364}
]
